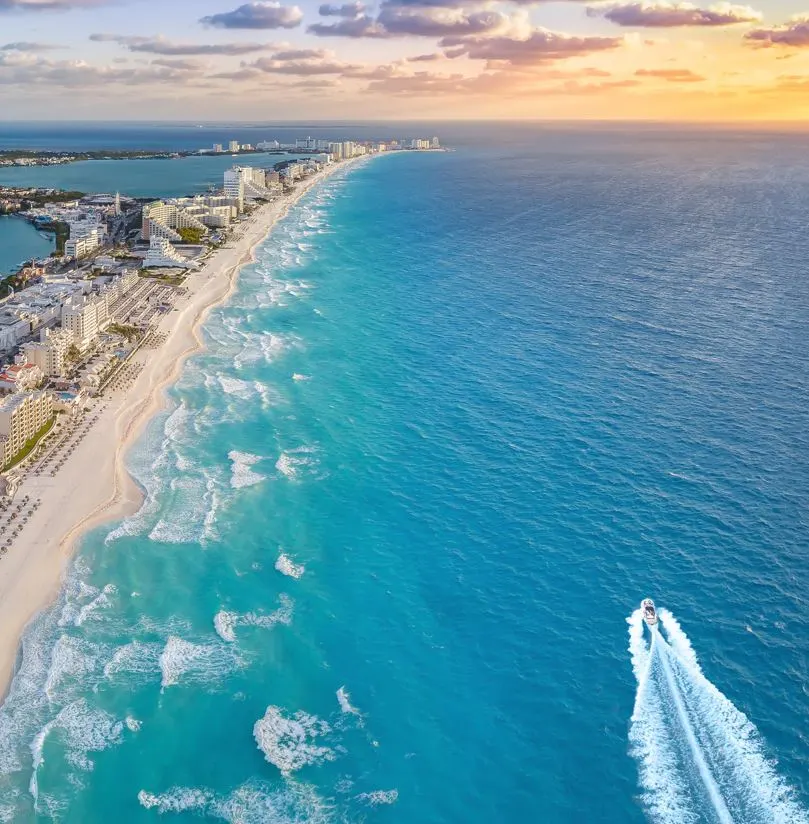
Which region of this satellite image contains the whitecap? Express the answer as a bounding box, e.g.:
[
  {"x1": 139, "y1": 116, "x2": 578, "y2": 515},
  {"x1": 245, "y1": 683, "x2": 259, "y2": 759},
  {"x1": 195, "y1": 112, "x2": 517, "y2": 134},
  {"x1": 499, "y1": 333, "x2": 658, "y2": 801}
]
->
[
  {"x1": 229, "y1": 450, "x2": 265, "y2": 489},
  {"x1": 253, "y1": 706, "x2": 335, "y2": 775},
  {"x1": 336, "y1": 686, "x2": 360, "y2": 717},
  {"x1": 158, "y1": 636, "x2": 238, "y2": 690},
  {"x1": 214, "y1": 595, "x2": 293, "y2": 643},
  {"x1": 356, "y1": 789, "x2": 398, "y2": 806},
  {"x1": 275, "y1": 552, "x2": 305, "y2": 580}
]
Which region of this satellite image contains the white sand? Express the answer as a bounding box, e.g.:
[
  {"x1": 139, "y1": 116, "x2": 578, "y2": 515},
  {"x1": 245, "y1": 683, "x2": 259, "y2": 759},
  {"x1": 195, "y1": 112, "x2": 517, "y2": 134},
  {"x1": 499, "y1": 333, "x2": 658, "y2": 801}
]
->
[{"x1": 0, "y1": 159, "x2": 357, "y2": 696}]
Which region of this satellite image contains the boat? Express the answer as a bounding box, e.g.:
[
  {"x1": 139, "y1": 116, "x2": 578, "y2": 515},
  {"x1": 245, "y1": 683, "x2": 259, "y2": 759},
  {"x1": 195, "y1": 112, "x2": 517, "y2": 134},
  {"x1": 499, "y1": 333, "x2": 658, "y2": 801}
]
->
[{"x1": 641, "y1": 598, "x2": 657, "y2": 627}]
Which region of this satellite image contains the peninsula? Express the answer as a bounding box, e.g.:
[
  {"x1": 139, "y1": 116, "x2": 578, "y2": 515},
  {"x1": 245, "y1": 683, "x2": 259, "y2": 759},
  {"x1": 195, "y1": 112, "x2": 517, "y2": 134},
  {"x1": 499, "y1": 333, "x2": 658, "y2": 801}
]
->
[{"x1": 0, "y1": 134, "x2": 440, "y2": 696}]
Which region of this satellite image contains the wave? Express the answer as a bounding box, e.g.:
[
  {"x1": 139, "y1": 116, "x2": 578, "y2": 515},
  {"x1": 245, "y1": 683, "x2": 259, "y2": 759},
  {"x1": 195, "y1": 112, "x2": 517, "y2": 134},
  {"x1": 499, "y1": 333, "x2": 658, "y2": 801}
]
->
[
  {"x1": 29, "y1": 698, "x2": 123, "y2": 802},
  {"x1": 158, "y1": 636, "x2": 240, "y2": 690},
  {"x1": 336, "y1": 686, "x2": 360, "y2": 717},
  {"x1": 356, "y1": 789, "x2": 398, "y2": 806},
  {"x1": 229, "y1": 450, "x2": 265, "y2": 489},
  {"x1": 275, "y1": 446, "x2": 320, "y2": 482},
  {"x1": 628, "y1": 607, "x2": 809, "y2": 824},
  {"x1": 275, "y1": 551, "x2": 305, "y2": 580},
  {"x1": 43, "y1": 635, "x2": 102, "y2": 700},
  {"x1": 253, "y1": 706, "x2": 336, "y2": 775},
  {"x1": 138, "y1": 779, "x2": 330, "y2": 823},
  {"x1": 58, "y1": 582, "x2": 116, "y2": 628},
  {"x1": 213, "y1": 595, "x2": 294, "y2": 643},
  {"x1": 103, "y1": 640, "x2": 163, "y2": 682}
]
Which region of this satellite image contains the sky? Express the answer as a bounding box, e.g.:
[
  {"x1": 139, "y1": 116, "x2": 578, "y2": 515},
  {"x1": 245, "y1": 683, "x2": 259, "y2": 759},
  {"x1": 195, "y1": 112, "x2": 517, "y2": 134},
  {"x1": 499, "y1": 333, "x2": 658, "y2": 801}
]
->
[{"x1": 1, "y1": 0, "x2": 809, "y2": 120}]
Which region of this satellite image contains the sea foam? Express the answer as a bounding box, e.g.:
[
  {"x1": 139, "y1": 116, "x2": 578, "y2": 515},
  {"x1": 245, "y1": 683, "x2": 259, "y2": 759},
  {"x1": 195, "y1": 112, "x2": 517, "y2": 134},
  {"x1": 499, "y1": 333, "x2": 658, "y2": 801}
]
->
[
  {"x1": 214, "y1": 595, "x2": 294, "y2": 643},
  {"x1": 275, "y1": 551, "x2": 305, "y2": 580},
  {"x1": 253, "y1": 706, "x2": 335, "y2": 775},
  {"x1": 229, "y1": 451, "x2": 265, "y2": 489}
]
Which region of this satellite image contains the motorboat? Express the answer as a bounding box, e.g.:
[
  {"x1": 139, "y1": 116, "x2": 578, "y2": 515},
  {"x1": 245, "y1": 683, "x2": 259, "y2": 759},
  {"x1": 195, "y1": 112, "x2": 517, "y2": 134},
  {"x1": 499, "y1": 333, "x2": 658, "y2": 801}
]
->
[{"x1": 641, "y1": 598, "x2": 658, "y2": 627}]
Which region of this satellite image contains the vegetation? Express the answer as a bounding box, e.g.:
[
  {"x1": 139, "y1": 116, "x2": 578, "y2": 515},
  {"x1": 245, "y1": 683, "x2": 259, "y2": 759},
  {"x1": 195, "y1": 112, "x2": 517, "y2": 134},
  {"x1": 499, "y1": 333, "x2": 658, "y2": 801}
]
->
[
  {"x1": 107, "y1": 323, "x2": 142, "y2": 341},
  {"x1": 65, "y1": 343, "x2": 82, "y2": 365},
  {"x1": 2, "y1": 415, "x2": 55, "y2": 472},
  {"x1": 177, "y1": 226, "x2": 205, "y2": 244},
  {"x1": 19, "y1": 191, "x2": 84, "y2": 208}
]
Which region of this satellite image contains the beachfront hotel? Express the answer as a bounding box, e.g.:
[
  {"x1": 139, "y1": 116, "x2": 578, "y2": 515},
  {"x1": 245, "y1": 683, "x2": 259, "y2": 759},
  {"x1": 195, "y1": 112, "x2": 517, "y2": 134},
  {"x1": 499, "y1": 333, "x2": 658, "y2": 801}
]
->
[
  {"x1": 143, "y1": 237, "x2": 198, "y2": 269},
  {"x1": 22, "y1": 329, "x2": 74, "y2": 378},
  {"x1": 0, "y1": 389, "x2": 53, "y2": 469},
  {"x1": 61, "y1": 293, "x2": 110, "y2": 350}
]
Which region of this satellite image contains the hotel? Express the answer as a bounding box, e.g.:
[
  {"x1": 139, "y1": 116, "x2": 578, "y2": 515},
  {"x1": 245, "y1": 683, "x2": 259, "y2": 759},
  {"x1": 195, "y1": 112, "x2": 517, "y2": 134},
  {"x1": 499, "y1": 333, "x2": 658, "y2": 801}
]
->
[{"x1": 0, "y1": 389, "x2": 54, "y2": 469}]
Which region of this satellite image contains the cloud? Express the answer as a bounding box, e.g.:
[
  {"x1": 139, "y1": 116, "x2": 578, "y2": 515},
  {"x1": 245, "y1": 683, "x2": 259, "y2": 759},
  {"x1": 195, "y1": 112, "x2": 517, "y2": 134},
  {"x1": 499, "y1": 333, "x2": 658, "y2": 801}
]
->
[
  {"x1": 361, "y1": 67, "x2": 638, "y2": 97},
  {"x1": 635, "y1": 67, "x2": 705, "y2": 80},
  {"x1": 0, "y1": 41, "x2": 59, "y2": 50},
  {"x1": 745, "y1": 17, "x2": 809, "y2": 47},
  {"x1": 587, "y1": 2, "x2": 762, "y2": 27},
  {"x1": 0, "y1": 55, "x2": 204, "y2": 87},
  {"x1": 307, "y1": 15, "x2": 387, "y2": 36},
  {"x1": 408, "y1": 52, "x2": 442, "y2": 61},
  {"x1": 441, "y1": 28, "x2": 623, "y2": 66},
  {"x1": 0, "y1": 0, "x2": 99, "y2": 11},
  {"x1": 309, "y1": 6, "x2": 507, "y2": 38},
  {"x1": 318, "y1": 1, "x2": 364, "y2": 16},
  {"x1": 200, "y1": 2, "x2": 303, "y2": 30},
  {"x1": 271, "y1": 48, "x2": 328, "y2": 59},
  {"x1": 89, "y1": 34, "x2": 272, "y2": 56},
  {"x1": 378, "y1": 7, "x2": 505, "y2": 37},
  {"x1": 248, "y1": 49, "x2": 361, "y2": 73},
  {"x1": 150, "y1": 57, "x2": 206, "y2": 71}
]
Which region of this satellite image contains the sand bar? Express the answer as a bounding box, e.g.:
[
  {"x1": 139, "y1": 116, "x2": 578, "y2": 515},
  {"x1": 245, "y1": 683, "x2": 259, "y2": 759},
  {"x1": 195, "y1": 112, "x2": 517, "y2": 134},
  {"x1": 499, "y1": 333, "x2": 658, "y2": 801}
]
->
[{"x1": 0, "y1": 158, "x2": 360, "y2": 697}]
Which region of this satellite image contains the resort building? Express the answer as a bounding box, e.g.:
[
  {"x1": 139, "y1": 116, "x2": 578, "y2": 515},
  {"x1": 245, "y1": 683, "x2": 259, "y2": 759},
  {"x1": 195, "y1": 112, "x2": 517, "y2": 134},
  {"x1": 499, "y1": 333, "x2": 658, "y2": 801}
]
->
[
  {"x1": 61, "y1": 293, "x2": 110, "y2": 350},
  {"x1": 0, "y1": 363, "x2": 43, "y2": 394},
  {"x1": 228, "y1": 140, "x2": 240, "y2": 153},
  {"x1": 223, "y1": 168, "x2": 245, "y2": 212},
  {"x1": 143, "y1": 237, "x2": 197, "y2": 269},
  {"x1": 0, "y1": 390, "x2": 54, "y2": 468},
  {"x1": 64, "y1": 228, "x2": 101, "y2": 259},
  {"x1": 21, "y1": 328, "x2": 74, "y2": 378},
  {"x1": 141, "y1": 201, "x2": 209, "y2": 242}
]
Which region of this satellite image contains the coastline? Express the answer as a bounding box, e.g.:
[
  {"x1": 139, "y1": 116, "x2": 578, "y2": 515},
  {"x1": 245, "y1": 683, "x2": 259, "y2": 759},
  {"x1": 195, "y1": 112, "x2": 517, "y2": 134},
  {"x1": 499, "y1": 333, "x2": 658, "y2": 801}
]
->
[{"x1": 0, "y1": 156, "x2": 365, "y2": 698}]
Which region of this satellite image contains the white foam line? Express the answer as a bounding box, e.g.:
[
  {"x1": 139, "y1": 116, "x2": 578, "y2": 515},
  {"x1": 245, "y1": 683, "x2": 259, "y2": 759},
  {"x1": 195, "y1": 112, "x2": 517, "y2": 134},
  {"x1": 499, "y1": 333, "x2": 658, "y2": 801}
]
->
[{"x1": 655, "y1": 630, "x2": 734, "y2": 824}]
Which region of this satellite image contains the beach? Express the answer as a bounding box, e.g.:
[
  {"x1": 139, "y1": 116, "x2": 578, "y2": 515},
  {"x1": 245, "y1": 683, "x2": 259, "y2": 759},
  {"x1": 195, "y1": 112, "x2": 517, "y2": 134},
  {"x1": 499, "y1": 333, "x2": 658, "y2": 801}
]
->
[{"x1": 0, "y1": 158, "x2": 357, "y2": 698}]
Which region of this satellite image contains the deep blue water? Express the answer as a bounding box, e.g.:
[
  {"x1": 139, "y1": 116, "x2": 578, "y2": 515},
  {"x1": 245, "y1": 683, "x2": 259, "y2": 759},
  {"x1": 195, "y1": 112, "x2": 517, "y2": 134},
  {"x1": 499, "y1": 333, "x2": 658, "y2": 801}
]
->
[{"x1": 1, "y1": 128, "x2": 809, "y2": 823}]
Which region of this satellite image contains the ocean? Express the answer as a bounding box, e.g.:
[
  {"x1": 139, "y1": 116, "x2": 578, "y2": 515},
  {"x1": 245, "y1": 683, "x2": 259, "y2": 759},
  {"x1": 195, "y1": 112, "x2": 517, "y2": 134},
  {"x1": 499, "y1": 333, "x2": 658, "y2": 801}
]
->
[{"x1": 1, "y1": 125, "x2": 809, "y2": 823}]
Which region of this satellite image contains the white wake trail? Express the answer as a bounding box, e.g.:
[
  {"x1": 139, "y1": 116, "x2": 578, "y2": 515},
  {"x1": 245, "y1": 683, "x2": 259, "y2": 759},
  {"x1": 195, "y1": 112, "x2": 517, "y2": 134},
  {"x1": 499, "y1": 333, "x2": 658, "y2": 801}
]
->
[
  {"x1": 628, "y1": 607, "x2": 809, "y2": 824},
  {"x1": 655, "y1": 634, "x2": 733, "y2": 824}
]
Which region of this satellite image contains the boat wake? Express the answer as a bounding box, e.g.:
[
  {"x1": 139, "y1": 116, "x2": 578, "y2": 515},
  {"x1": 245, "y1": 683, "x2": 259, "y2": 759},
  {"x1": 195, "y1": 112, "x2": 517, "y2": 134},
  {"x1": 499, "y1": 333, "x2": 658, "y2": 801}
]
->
[{"x1": 628, "y1": 608, "x2": 808, "y2": 824}]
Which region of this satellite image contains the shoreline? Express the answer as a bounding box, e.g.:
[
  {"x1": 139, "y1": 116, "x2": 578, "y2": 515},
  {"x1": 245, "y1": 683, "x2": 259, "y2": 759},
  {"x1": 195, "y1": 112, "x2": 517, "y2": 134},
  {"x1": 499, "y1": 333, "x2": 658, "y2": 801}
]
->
[{"x1": 0, "y1": 156, "x2": 366, "y2": 699}]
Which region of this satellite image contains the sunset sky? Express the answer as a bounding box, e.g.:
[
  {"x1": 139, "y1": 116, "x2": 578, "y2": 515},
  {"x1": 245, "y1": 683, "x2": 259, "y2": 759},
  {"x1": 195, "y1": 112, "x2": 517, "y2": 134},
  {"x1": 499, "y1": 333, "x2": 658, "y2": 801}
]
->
[{"x1": 2, "y1": 0, "x2": 809, "y2": 119}]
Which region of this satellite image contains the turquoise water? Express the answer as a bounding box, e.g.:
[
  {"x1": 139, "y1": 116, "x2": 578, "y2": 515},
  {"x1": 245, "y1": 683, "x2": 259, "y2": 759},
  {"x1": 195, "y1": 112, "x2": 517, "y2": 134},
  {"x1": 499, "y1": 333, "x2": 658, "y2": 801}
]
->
[
  {"x1": 1, "y1": 132, "x2": 809, "y2": 823},
  {"x1": 0, "y1": 215, "x2": 54, "y2": 275}
]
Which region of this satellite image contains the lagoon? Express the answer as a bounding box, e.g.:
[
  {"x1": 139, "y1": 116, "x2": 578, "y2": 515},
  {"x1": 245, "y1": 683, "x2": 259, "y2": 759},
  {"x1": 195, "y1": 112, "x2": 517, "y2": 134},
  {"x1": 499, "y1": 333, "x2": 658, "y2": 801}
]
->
[
  {"x1": 0, "y1": 152, "x2": 289, "y2": 199},
  {"x1": 0, "y1": 215, "x2": 54, "y2": 275}
]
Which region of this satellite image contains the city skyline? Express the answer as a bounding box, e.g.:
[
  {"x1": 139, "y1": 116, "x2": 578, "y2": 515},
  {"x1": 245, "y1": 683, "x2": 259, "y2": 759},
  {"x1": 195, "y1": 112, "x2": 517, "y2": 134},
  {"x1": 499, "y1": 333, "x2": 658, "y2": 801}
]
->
[{"x1": 1, "y1": 0, "x2": 809, "y2": 121}]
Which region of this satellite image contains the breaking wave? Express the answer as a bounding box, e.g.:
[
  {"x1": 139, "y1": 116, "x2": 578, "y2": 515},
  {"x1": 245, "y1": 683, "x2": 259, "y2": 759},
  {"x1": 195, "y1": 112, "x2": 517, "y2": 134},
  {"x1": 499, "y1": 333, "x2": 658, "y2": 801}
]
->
[
  {"x1": 253, "y1": 706, "x2": 336, "y2": 775},
  {"x1": 138, "y1": 779, "x2": 330, "y2": 823},
  {"x1": 158, "y1": 636, "x2": 240, "y2": 690},
  {"x1": 229, "y1": 450, "x2": 265, "y2": 490},
  {"x1": 275, "y1": 551, "x2": 305, "y2": 580},
  {"x1": 213, "y1": 595, "x2": 294, "y2": 642}
]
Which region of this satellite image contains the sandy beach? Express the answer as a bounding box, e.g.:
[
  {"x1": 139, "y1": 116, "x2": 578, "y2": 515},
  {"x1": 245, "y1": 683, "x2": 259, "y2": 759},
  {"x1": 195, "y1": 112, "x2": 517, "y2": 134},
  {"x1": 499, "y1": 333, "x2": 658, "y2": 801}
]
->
[{"x1": 0, "y1": 159, "x2": 357, "y2": 697}]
